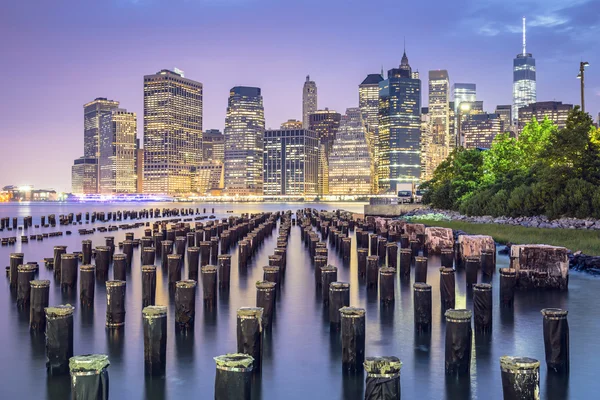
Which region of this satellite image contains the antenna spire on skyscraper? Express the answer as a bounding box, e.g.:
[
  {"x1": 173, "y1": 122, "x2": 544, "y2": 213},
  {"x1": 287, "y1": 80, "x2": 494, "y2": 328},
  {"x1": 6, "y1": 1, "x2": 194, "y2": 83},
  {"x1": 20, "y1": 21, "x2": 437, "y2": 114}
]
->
[{"x1": 522, "y1": 17, "x2": 526, "y2": 55}]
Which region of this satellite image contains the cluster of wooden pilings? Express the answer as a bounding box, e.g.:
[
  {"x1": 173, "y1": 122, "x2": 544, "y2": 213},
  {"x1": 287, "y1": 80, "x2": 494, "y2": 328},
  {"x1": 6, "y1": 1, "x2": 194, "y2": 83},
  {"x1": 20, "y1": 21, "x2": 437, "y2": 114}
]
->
[{"x1": 3, "y1": 207, "x2": 572, "y2": 399}]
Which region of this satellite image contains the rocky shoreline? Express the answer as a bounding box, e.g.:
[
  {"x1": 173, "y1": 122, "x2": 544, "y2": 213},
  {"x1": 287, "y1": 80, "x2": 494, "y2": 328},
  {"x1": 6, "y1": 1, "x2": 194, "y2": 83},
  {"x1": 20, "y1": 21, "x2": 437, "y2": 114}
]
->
[{"x1": 404, "y1": 207, "x2": 600, "y2": 230}]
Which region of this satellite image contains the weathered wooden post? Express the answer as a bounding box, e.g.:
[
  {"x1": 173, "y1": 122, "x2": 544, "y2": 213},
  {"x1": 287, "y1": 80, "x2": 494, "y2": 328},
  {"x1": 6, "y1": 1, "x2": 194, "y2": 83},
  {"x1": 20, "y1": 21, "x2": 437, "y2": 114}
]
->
[
  {"x1": 106, "y1": 281, "x2": 126, "y2": 328},
  {"x1": 340, "y1": 307, "x2": 366, "y2": 372},
  {"x1": 473, "y1": 283, "x2": 493, "y2": 333},
  {"x1": 414, "y1": 283, "x2": 432, "y2": 333},
  {"x1": 69, "y1": 354, "x2": 110, "y2": 400},
  {"x1": 214, "y1": 354, "x2": 254, "y2": 400},
  {"x1": 237, "y1": 307, "x2": 263, "y2": 372},
  {"x1": 500, "y1": 356, "x2": 540, "y2": 400},
  {"x1": 364, "y1": 357, "x2": 402, "y2": 399},
  {"x1": 45, "y1": 305, "x2": 75, "y2": 375},
  {"x1": 30, "y1": 280, "x2": 50, "y2": 330},
  {"x1": 142, "y1": 266, "x2": 156, "y2": 307},
  {"x1": 142, "y1": 306, "x2": 167, "y2": 376},
  {"x1": 445, "y1": 309, "x2": 472, "y2": 375},
  {"x1": 439, "y1": 267, "x2": 456, "y2": 312},
  {"x1": 541, "y1": 308, "x2": 569, "y2": 373},
  {"x1": 175, "y1": 280, "x2": 197, "y2": 330}
]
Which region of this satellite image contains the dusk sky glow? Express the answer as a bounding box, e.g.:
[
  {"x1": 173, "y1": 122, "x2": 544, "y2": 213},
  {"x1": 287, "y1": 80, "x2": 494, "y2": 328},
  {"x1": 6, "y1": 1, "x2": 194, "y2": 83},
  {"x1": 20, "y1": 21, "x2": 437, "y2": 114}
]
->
[{"x1": 1, "y1": 0, "x2": 599, "y2": 191}]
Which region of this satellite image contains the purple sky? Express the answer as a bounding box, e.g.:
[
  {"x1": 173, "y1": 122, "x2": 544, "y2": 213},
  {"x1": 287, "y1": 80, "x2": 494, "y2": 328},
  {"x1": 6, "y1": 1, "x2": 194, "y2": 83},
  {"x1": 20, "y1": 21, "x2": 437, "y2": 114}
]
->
[{"x1": 1, "y1": 0, "x2": 599, "y2": 192}]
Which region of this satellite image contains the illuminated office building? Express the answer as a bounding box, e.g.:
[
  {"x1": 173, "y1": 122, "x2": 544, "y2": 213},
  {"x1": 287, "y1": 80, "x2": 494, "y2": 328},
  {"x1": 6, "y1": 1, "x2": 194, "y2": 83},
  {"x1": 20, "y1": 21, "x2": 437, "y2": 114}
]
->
[
  {"x1": 263, "y1": 128, "x2": 318, "y2": 196},
  {"x1": 456, "y1": 101, "x2": 484, "y2": 146},
  {"x1": 191, "y1": 162, "x2": 224, "y2": 195},
  {"x1": 378, "y1": 51, "x2": 422, "y2": 191},
  {"x1": 452, "y1": 84, "x2": 476, "y2": 112},
  {"x1": 419, "y1": 107, "x2": 430, "y2": 179},
  {"x1": 328, "y1": 108, "x2": 371, "y2": 195},
  {"x1": 462, "y1": 113, "x2": 503, "y2": 149},
  {"x1": 424, "y1": 70, "x2": 450, "y2": 176},
  {"x1": 309, "y1": 109, "x2": 341, "y2": 195},
  {"x1": 202, "y1": 129, "x2": 224, "y2": 163},
  {"x1": 71, "y1": 157, "x2": 98, "y2": 194},
  {"x1": 513, "y1": 17, "x2": 536, "y2": 124},
  {"x1": 135, "y1": 140, "x2": 143, "y2": 193},
  {"x1": 83, "y1": 97, "x2": 119, "y2": 192},
  {"x1": 281, "y1": 119, "x2": 303, "y2": 129},
  {"x1": 143, "y1": 69, "x2": 203, "y2": 195},
  {"x1": 518, "y1": 101, "x2": 573, "y2": 131},
  {"x1": 302, "y1": 76, "x2": 317, "y2": 128},
  {"x1": 359, "y1": 73, "x2": 384, "y2": 192},
  {"x1": 495, "y1": 105, "x2": 512, "y2": 131},
  {"x1": 224, "y1": 86, "x2": 265, "y2": 195},
  {"x1": 98, "y1": 108, "x2": 137, "y2": 194}
]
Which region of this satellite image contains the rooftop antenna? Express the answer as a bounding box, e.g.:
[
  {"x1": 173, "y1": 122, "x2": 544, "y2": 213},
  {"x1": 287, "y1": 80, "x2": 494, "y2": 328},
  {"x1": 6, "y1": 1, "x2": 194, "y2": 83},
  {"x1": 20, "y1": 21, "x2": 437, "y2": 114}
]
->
[
  {"x1": 522, "y1": 16, "x2": 526, "y2": 55},
  {"x1": 403, "y1": 36, "x2": 406, "y2": 53}
]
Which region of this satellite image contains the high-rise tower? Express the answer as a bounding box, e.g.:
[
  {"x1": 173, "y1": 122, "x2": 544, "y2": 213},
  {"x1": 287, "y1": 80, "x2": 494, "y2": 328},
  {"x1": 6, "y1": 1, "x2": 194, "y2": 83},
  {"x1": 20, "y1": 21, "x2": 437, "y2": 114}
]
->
[
  {"x1": 143, "y1": 69, "x2": 203, "y2": 195},
  {"x1": 359, "y1": 73, "x2": 384, "y2": 192},
  {"x1": 98, "y1": 109, "x2": 137, "y2": 194},
  {"x1": 378, "y1": 51, "x2": 422, "y2": 191},
  {"x1": 302, "y1": 76, "x2": 317, "y2": 129},
  {"x1": 224, "y1": 86, "x2": 265, "y2": 195},
  {"x1": 513, "y1": 17, "x2": 536, "y2": 124},
  {"x1": 423, "y1": 70, "x2": 450, "y2": 180}
]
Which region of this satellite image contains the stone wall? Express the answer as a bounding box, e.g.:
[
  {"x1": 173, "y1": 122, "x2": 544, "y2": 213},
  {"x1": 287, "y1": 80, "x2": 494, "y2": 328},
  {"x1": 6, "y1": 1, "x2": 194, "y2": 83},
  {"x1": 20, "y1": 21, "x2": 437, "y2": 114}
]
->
[
  {"x1": 457, "y1": 234, "x2": 495, "y2": 265},
  {"x1": 424, "y1": 227, "x2": 453, "y2": 254}
]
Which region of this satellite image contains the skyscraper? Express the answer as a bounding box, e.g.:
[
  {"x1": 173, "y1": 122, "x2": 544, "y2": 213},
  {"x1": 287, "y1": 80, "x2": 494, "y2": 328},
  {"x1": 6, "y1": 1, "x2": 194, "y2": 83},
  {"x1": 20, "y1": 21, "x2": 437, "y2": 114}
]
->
[
  {"x1": 263, "y1": 128, "x2": 318, "y2": 196},
  {"x1": 202, "y1": 129, "x2": 225, "y2": 163},
  {"x1": 302, "y1": 76, "x2": 317, "y2": 128},
  {"x1": 143, "y1": 69, "x2": 203, "y2": 195},
  {"x1": 423, "y1": 70, "x2": 450, "y2": 178},
  {"x1": 513, "y1": 17, "x2": 536, "y2": 124},
  {"x1": 71, "y1": 157, "x2": 98, "y2": 194},
  {"x1": 452, "y1": 84, "x2": 476, "y2": 112},
  {"x1": 98, "y1": 109, "x2": 137, "y2": 194},
  {"x1": 495, "y1": 105, "x2": 512, "y2": 131},
  {"x1": 84, "y1": 98, "x2": 120, "y2": 159},
  {"x1": 224, "y1": 86, "x2": 265, "y2": 195},
  {"x1": 328, "y1": 108, "x2": 372, "y2": 195},
  {"x1": 518, "y1": 101, "x2": 573, "y2": 130},
  {"x1": 378, "y1": 51, "x2": 422, "y2": 191},
  {"x1": 359, "y1": 73, "x2": 384, "y2": 192},
  {"x1": 462, "y1": 113, "x2": 503, "y2": 149},
  {"x1": 309, "y1": 109, "x2": 342, "y2": 196},
  {"x1": 83, "y1": 97, "x2": 119, "y2": 193}
]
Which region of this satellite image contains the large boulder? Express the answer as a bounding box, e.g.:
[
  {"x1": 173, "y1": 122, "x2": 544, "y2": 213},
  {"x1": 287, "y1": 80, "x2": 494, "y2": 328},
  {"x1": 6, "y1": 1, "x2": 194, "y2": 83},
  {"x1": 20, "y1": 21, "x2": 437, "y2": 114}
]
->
[
  {"x1": 388, "y1": 220, "x2": 406, "y2": 236},
  {"x1": 425, "y1": 227, "x2": 454, "y2": 254},
  {"x1": 510, "y1": 245, "x2": 568, "y2": 290},
  {"x1": 457, "y1": 235, "x2": 495, "y2": 265},
  {"x1": 404, "y1": 223, "x2": 425, "y2": 241}
]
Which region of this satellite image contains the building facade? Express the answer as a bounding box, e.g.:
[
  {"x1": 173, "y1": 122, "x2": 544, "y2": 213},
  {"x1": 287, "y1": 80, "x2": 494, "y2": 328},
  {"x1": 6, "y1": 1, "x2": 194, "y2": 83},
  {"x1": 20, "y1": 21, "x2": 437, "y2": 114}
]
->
[
  {"x1": 302, "y1": 76, "x2": 317, "y2": 129},
  {"x1": 518, "y1": 101, "x2": 573, "y2": 131},
  {"x1": 452, "y1": 83, "x2": 476, "y2": 112},
  {"x1": 359, "y1": 73, "x2": 384, "y2": 192},
  {"x1": 495, "y1": 105, "x2": 512, "y2": 132},
  {"x1": 202, "y1": 129, "x2": 225, "y2": 163},
  {"x1": 281, "y1": 119, "x2": 303, "y2": 129},
  {"x1": 513, "y1": 18, "x2": 536, "y2": 124},
  {"x1": 309, "y1": 109, "x2": 342, "y2": 196},
  {"x1": 84, "y1": 98, "x2": 120, "y2": 160},
  {"x1": 423, "y1": 70, "x2": 450, "y2": 179},
  {"x1": 191, "y1": 161, "x2": 224, "y2": 195},
  {"x1": 462, "y1": 113, "x2": 503, "y2": 149},
  {"x1": 224, "y1": 86, "x2": 265, "y2": 196},
  {"x1": 72, "y1": 157, "x2": 98, "y2": 194},
  {"x1": 378, "y1": 52, "x2": 422, "y2": 192},
  {"x1": 263, "y1": 129, "x2": 318, "y2": 196},
  {"x1": 328, "y1": 108, "x2": 372, "y2": 195},
  {"x1": 98, "y1": 109, "x2": 137, "y2": 194},
  {"x1": 143, "y1": 69, "x2": 203, "y2": 195}
]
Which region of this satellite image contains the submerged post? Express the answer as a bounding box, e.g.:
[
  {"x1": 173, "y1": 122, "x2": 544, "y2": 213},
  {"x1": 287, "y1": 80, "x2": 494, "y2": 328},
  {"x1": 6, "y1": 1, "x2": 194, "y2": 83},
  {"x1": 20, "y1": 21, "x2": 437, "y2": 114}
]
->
[
  {"x1": 445, "y1": 309, "x2": 472, "y2": 376},
  {"x1": 175, "y1": 280, "x2": 197, "y2": 330},
  {"x1": 500, "y1": 268, "x2": 517, "y2": 308},
  {"x1": 30, "y1": 280, "x2": 50, "y2": 331},
  {"x1": 321, "y1": 265, "x2": 338, "y2": 304},
  {"x1": 399, "y1": 249, "x2": 411, "y2": 281},
  {"x1": 106, "y1": 281, "x2": 126, "y2": 328},
  {"x1": 541, "y1": 308, "x2": 569, "y2": 373},
  {"x1": 218, "y1": 255, "x2": 231, "y2": 290},
  {"x1": 500, "y1": 356, "x2": 540, "y2": 400},
  {"x1": 379, "y1": 267, "x2": 395, "y2": 304},
  {"x1": 366, "y1": 256, "x2": 379, "y2": 289},
  {"x1": 80, "y1": 265, "x2": 95, "y2": 307},
  {"x1": 439, "y1": 267, "x2": 456, "y2": 312},
  {"x1": 340, "y1": 307, "x2": 366, "y2": 372},
  {"x1": 214, "y1": 354, "x2": 254, "y2": 400},
  {"x1": 256, "y1": 281, "x2": 276, "y2": 329},
  {"x1": 45, "y1": 304, "x2": 75, "y2": 375},
  {"x1": 9, "y1": 253, "x2": 24, "y2": 289},
  {"x1": 141, "y1": 266, "x2": 157, "y2": 307},
  {"x1": 473, "y1": 283, "x2": 493, "y2": 333},
  {"x1": 364, "y1": 357, "x2": 402, "y2": 399},
  {"x1": 69, "y1": 354, "x2": 110, "y2": 400},
  {"x1": 201, "y1": 265, "x2": 217, "y2": 306},
  {"x1": 329, "y1": 282, "x2": 350, "y2": 327},
  {"x1": 17, "y1": 264, "x2": 36, "y2": 309},
  {"x1": 142, "y1": 306, "x2": 167, "y2": 376},
  {"x1": 237, "y1": 307, "x2": 263, "y2": 372},
  {"x1": 414, "y1": 256, "x2": 428, "y2": 284}
]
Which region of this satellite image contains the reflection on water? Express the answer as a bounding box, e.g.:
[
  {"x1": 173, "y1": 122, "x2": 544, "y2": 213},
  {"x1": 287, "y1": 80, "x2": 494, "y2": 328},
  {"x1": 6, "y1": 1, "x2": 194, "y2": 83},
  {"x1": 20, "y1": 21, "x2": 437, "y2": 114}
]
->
[{"x1": 0, "y1": 202, "x2": 596, "y2": 399}]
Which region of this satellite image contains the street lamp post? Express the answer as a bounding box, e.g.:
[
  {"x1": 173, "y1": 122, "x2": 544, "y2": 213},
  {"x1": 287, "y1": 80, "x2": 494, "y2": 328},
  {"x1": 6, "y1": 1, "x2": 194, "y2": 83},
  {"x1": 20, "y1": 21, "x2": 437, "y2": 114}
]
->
[{"x1": 577, "y1": 61, "x2": 590, "y2": 112}]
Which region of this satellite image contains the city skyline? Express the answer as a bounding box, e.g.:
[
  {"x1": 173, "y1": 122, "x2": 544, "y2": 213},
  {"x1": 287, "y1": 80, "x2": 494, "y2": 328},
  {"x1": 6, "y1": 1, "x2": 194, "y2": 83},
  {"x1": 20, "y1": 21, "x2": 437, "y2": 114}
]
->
[{"x1": 2, "y1": 0, "x2": 599, "y2": 191}]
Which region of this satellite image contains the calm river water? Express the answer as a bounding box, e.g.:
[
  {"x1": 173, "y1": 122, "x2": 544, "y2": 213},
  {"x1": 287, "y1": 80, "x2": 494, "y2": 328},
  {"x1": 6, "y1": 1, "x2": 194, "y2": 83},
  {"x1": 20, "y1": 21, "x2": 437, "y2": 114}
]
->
[{"x1": 0, "y1": 202, "x2": 598, "y2": 399}]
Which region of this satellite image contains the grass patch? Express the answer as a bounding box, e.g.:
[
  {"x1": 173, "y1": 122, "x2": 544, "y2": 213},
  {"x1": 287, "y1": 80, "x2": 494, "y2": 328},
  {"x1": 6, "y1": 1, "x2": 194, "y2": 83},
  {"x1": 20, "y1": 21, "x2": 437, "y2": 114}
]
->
[{"x1": 416, "y1": 219, "x2": 600, "y2": 256}]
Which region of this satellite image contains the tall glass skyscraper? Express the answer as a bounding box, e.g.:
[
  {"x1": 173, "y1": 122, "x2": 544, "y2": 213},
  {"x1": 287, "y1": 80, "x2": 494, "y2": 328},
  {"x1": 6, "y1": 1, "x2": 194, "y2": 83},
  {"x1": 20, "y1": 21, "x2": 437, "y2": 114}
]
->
[
  {"x1": 302, "y1": 76, "x2": 317, "y2": 129},
  {"x1": 224, "y1": 86, "x2": 265, "y2": 195},
  {"x1": 99, "y1": 109, "x2": 137, "y2": 194},
  {"x1": 263, "y1": 128, "x2": 318, "y2": 196},
  {"x1": 513, "y1": 17, "x2": 536, "y2": 124},
  {"x1": 143, "y1": 69, "x2": 203, "y2": 195},
  {"x1": 328, "y1": 108, "x2": 372, "y2": 195},
  {"x1": 423, "y1": 70, "x2": 450, "y2": 179},
  {"x1": 359, "y1": 73, "x2": 384, "y2": 192},
  {"x1": 84, "y1": 98, "x2": 120, "y2": 159},
  {"x1": 452, "y1": 83, "x2": 476, "y2": 112},
  {"x1": 378, "y1": 51, "x2": 422, "y2": 192},
  {"x1": 309, "y1": 109, "x2": 341, "y2": 196}
]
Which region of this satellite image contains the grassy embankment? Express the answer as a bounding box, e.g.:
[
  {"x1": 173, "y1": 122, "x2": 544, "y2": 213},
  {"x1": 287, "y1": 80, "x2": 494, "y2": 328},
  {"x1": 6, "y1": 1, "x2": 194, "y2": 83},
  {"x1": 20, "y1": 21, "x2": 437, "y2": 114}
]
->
[{"x1": 415, "y1": 219, "x2": 600, "y2": 256}]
